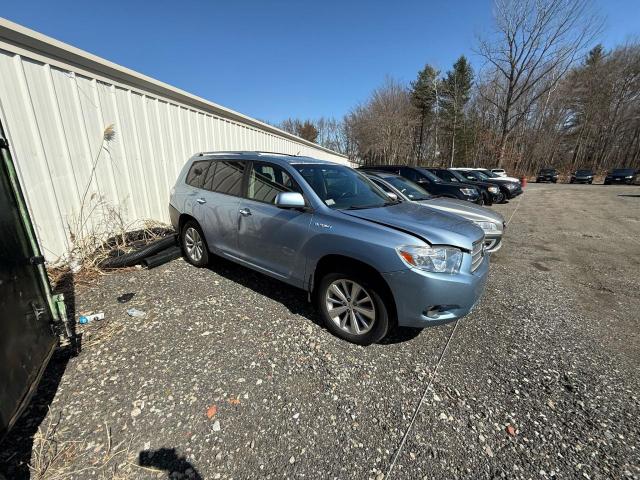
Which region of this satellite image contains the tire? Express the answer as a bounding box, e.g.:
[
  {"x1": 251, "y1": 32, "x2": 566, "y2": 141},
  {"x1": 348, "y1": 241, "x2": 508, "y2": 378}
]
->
[
  {"x1": 316, "y1": 270, "x2": 390, "y2": 345},
  {"x1": 181, "y1": 220, "x2": 209, "y2": 267}
]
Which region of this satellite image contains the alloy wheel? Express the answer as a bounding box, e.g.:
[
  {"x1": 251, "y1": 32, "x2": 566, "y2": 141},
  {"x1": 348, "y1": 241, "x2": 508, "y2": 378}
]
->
[
  {"x1": 184, "y1": 227, "x2": 204, "y2": 262},
  {"x1": 325, "y1": 279, "x2": 376, "y2": 335}
]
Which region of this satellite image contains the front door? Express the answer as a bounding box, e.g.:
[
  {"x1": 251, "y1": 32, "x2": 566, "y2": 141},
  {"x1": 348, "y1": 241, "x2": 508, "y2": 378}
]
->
[
  {"x1": 237, "y1": 162, "x2": 312, "y2": 285},
  {"x1": 0, "y1": 121, "x2": 57, "y2": 439}
]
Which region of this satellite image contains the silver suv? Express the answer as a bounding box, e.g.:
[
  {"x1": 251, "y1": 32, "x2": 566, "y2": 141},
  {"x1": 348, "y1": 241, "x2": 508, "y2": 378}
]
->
[{"x1": 169, "y1": 152, "x2": 490, "y2": 344}]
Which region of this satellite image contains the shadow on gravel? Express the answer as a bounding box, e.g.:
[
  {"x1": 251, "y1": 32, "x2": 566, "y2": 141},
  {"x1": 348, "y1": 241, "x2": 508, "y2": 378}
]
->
[
  {"x1": 139, "y1": 448, "x2": 202, "y2": 480},
  {"x1": 618, "y1": 194, "x2": 640, "y2": 197},
  {"x1": 204, "y1": 254, "x2": 427, "y2": 345},
  {"x1": 0, "y1": 271, "x2": 79, "y2": 480},
  {"x1": 206, "y1": 254, "x2": 322, "y2": 326}
]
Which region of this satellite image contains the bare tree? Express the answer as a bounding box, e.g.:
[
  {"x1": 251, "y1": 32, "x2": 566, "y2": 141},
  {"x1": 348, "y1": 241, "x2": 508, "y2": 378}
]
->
[
  {"x1": 477, "y1": 0, "x2": 602, "y2": 165},
  {"x1": 345, "y1": 77, "x2": 419, "y2": 165}
]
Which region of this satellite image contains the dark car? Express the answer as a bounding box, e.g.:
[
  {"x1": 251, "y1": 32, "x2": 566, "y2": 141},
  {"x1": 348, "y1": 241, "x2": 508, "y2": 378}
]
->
[
  {"x1": 537, "y1": 168, "x2": 559, "y2": 183},
  {"x1": 604, "y1": 168, "x2": 638, "y2": 185},
  {"x1": 453, "y1": 168, "x2": 522, "y2": 200},
  {"x1": 359, "y1": 165, "x2": 483, "y2": 204},
  {"x1": 570, "y1": 169, "x2": 594, "y2": 184},
  {"x1": 425, "y1": 167, "x2": 504, "y2": 205}
]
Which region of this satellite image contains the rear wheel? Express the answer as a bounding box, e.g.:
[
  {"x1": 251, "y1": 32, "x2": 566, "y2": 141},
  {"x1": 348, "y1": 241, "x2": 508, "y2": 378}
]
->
[
  {"x1": 317, "y1": 271, "x2": 390, "y2": 345},
  {"x1": 181, "y1": 220, "x2": 209, "y2": 267}
]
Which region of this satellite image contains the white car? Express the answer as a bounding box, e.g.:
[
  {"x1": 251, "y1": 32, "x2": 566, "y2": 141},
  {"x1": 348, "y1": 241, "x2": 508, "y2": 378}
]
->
[
  {"x1": 491, "y1": 168, "x2": 507, "y2": 177},
  {"x1": 451, "y1": 168, "x2": 521, "y2": 184}
]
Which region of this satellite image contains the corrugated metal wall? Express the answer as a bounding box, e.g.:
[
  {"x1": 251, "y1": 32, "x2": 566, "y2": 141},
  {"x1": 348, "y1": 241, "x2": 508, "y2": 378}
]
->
[{"x1": 0, "y1": 20, "x2": 347, "y2": 262}]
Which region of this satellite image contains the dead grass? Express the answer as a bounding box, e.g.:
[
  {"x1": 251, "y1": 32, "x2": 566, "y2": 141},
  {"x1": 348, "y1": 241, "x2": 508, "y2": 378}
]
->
[{"x1": 29, "y1": 412, "x2": 139, "y2": 480}]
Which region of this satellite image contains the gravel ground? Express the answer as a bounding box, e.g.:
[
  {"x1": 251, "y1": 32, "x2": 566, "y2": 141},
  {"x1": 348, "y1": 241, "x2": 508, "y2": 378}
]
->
[{"x1": 1, "y1": 183, "x2": 639, "y2": 480}]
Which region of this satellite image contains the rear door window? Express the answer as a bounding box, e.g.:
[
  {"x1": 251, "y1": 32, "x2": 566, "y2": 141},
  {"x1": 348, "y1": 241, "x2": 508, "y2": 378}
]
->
[
  {"x1": 185, "y1": 161, "x2": 211, "y2": 189},
  {"x1": 247, "y1": 162, "x2": 301, "y2": 204},
  {"x1": 208, "y1": 161, "x2": 246, "y2": 196}
]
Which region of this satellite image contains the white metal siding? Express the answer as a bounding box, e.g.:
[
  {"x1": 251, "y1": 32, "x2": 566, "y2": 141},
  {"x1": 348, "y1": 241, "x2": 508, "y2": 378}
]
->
[{"x1": 0, "y1": 19, "x2": 348, "y2": 261}]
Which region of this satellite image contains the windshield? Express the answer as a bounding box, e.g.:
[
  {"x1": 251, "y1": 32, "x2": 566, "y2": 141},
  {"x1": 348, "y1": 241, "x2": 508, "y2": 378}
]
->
[
  {"x1": 432, "y1": 169, "x2": 460, "y2": 183},
  {"x1": 416, "y1": 168, "x2": 442, "y2": 183},
  {"x1": 612, "y1": 168, "x2": 635, "y2": 175},
  {"x1": 294, "y1": 164, "x2": 394, "y2": 210},
  {"x1": 478, "y1": 169, "x2": 499, "y2": 178},
  {"x1": 447, "y1": 170, "x2": 470, "y2": 182},
  {"x1": 464, "y1": 170, "x2": 490, "y2": 181},
  {"x1": 576, "y1": 170, "x2": 592, "y2": 175},
  {"x1": 383, "y1": 176, "x2": 431, "y2": 200}
]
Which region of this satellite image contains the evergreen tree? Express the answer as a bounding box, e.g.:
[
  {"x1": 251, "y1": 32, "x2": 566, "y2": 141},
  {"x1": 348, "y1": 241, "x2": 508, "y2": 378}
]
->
[
  {"x1": 441, "y1": 56, "x2": 473, "y2": 166},
  {"x1": 411, "y1": 65, "x2": 440, "y2": 162}
]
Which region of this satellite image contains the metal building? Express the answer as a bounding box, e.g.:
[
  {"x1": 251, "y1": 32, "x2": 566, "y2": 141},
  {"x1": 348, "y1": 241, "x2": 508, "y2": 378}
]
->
[{"x1": 0, "y1": 18, "x2": 347, "y2": 262}]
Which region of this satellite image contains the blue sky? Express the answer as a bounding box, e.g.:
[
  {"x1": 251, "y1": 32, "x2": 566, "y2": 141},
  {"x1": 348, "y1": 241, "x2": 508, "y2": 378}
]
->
[{"x1": 2, "y1": 0, "x2": 638, "y2": 124}]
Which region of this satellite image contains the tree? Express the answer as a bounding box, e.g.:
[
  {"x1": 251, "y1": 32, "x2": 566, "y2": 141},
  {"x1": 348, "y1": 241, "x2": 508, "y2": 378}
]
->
[
  {"x1": 278, "y1": 118, "x2": 319, "y2": 143},
  {"x1": 477, "y1": 0, "x2": 602, "y2": 165},
  {"x1": 297, "y1": 121, "x2": 319, "y2": 143},
  {"x1": 345, "y1": 77, "x2": 419, "y2": 164},
  {"x1": 411, "y1": 65, "x2": 440, "y2": 162},
  {"x1": 440, "y1": 56, "x2": 474, "y2": 166}
]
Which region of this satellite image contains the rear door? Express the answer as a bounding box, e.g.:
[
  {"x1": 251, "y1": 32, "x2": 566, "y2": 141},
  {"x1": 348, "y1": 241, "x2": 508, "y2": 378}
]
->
[
  {"x1": 0, "y1": 122, "x2": 57, "y2": 439},
  {"x1": 236, "y1": 161, "x2": 313, "y2": 285},
  {"x1": 186, "y1": 160, "x2": 246, "y2": 255}
]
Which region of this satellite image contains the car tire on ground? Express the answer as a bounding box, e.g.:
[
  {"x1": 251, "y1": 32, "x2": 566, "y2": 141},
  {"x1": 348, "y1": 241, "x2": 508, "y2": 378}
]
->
[
  {"x1": 181, "y1": 220, "x2": 209, "y2": 267},
  {"x1": 316, "y1": 270, "x2": 390, "y2": 345}
]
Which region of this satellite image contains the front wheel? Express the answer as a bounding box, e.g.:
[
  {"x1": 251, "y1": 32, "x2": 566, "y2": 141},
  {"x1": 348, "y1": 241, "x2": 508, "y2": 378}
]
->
[{"x1": 316, "y1": 272, "x2": 390, "y2": 345}]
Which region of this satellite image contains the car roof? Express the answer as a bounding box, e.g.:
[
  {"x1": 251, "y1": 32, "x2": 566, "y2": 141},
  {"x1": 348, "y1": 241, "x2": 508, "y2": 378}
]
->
[
  {"x1": 362, "y1": 170, "x2": 402, "y2": 179},
  {"x1": 192, "y1": 151, "x2": 337, "y2": 166}
]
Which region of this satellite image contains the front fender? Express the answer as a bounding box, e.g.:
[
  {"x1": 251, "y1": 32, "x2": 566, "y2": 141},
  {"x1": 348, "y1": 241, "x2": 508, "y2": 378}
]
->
[{"x1": 301, "y1": 212, "x2": 413, "y2": 290}]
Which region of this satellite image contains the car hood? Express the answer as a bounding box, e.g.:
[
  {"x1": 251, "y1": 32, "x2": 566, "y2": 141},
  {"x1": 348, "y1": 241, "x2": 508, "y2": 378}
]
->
[
  {"x1": 417, "y1": 198, "x2": 504, "y2": 229},
  {"x1": 341, "y1": 202, "x2": 484, "y2": 251}
]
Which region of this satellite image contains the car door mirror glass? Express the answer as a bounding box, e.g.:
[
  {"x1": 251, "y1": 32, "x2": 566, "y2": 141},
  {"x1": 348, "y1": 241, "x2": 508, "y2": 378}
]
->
[{"x1": 275, "y1": 192, "x2": 306, "y2": 208}]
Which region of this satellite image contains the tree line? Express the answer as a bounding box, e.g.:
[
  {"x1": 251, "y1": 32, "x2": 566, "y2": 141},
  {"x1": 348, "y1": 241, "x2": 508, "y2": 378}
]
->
[{"x1": 278, "y1": 0, "x2": 640, "y2": 176}]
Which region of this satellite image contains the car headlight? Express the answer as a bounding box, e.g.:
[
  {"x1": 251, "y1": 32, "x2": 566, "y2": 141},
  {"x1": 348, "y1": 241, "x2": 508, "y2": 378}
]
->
[
  {"x1": 475, "y1": 221, "x2": 498, "y2": 232},
  {"x1": 460, "y1": 188, "x2": 477, "y2": 196},
  {"x1": 396, "y1": 245, "x2": 463, "y2": 274},
  {"x1": 488, "y1": 186, "x2": 499, "y2": 193},
  {"x1": 505, "y1": 183, "x2": 516, "y2": 190},
  {"x1": 626, "y1": 175, "x2": 633, "y2": 178}
]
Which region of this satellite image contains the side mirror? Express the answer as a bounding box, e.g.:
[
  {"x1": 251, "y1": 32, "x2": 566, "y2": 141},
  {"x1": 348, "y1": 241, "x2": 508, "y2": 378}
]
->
[
  {"x1": 386, "y1": 192, "x2": 398, "y2": 201},
  {"x1": 275, "y1": 192, "x2": 306, "y2": 209}
]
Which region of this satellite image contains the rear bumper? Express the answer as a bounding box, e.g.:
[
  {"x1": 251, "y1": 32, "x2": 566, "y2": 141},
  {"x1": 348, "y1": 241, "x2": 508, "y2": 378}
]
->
[
  {"x1": 383, "y1": 253, "x2": 490, "y2": 328},
  {"x1": 169, "y1": 204, "x2": 180, "y2": 230}
]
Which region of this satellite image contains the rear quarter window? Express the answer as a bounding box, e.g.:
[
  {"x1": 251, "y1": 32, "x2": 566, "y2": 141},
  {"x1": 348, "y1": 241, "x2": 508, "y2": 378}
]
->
[{"x1": 185, "y1": 161, "x2": 211, "y2": 189}]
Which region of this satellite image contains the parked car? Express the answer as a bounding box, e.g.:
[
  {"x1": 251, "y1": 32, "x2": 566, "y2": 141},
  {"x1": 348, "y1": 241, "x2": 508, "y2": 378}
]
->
[
  {"x1": 569, "y1": 169, "x2": 594, "y2": 184},
  {"x1": 364, "y1": 171, "x2": 506, "y2": 252},
  {"x1": 454, "y1": 167, "x2": 522, "y2": 185},
  {"x1": 170, "y1": 152, "x2": 489, "y2": 344},
  {"x1": 536, "y1": 168, "x2": 559, "y2": 183},
  {"x1": 491, "y1": 168, "x2": 507, "y2": 177},
  {"x1": 424, "y1": 167, "x2": 504, "y2": 205},
  {"x1": 452, "y1": 168, "x2": 522, "y2": 200},
  {"x1": 358, "y1": 165, "x2": 483, "y2": 204},
  {"x1": 604, "y1": 168, "x2": 638, "y2": 185}
]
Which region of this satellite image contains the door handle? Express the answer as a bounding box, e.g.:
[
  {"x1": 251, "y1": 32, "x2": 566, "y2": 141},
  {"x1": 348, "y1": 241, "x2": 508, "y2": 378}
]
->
[
  {"x1": 239, "y1": 208, "x2": 252, "y2": 216},
  {"x1": 196, "y1": 198, "x2": 206, "y2": 204}
]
